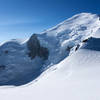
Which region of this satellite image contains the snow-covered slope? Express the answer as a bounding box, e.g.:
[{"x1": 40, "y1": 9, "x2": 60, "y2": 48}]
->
[
  {"x1": 0, "y1": 13, "x2": 100, "y2": 86},
  {"x1": 38, "y1": 13, "x2": 100, "y2": 64},
  {"x1": 0, "y1": 30, "x2": 100, "y2": 100}
]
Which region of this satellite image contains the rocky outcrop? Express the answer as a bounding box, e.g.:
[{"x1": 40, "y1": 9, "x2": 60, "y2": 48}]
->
[
  {"x1": 38, "y1": 47, "x2": 49, "y2": 60},
  {"x1": 27, "y1": 34, "x2": 40, "y2": 59},
  {"x1": 27, "y1": 34, "x2": 49, "y2": 60},
  {"x1": 82, "y1": 39, "x2": 89, "y2": 42}
]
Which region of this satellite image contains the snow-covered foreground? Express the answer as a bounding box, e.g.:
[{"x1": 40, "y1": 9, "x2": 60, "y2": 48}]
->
[
  {"x1": 0, "y1": 34, "x2": 100, "y2": 100},
  {"x1": 0, "y1": 13, "x2": 100, "y2": 99}
]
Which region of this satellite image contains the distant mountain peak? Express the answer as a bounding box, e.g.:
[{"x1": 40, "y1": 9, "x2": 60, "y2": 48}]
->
[{"x1": 0, "y1": 13, "x2": 100, "y2": 86}]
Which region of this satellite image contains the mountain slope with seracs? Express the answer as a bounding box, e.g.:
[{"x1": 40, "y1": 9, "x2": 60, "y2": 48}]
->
[
  {"x1": 38, "y1": 13, "x2": 100, "y2": 64},
  {"x1": 0, "y1": 13, "x2": 100, "y2": 86},
  {"x1": 0, "y1": 30, "x2": 100, "y2": 100}
]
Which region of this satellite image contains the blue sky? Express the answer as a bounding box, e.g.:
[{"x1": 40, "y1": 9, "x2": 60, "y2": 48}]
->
[{"x1": 0, "y1": 0, "x2": 100, "y2": 41}]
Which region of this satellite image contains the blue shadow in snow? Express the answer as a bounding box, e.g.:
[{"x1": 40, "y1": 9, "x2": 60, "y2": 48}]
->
[{"x1": 83, "y1": 37, "x2": 100, "y2": 51}]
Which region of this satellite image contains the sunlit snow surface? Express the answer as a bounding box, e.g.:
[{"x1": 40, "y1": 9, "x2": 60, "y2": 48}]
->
[
  {"x1": 0, "y1": 31, "x2": 100, "y2": 100},
  {"x1": 0, "y1": 13, "x2": 100, "y2": 86}
]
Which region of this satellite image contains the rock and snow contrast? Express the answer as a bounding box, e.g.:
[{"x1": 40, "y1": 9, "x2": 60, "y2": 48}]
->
[{"x1": 0, "y1": 13, "x2": 100, "y2": 100}]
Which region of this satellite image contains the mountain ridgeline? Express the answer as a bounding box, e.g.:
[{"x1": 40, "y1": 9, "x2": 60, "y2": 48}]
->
[{"x1": 0, "y1": 13, "x2": 100, "y2": 86}]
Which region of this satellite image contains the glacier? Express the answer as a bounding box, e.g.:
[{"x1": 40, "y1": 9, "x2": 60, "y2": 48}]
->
[{"x1": 0, "y1": 13, "x2": 100, "y2": 87}]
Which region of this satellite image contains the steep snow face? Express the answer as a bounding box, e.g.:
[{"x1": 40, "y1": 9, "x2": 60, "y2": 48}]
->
[
  {"x1": 44, "y1": 13, "x2": 100, "y2": 37},
  {"x1": 38, "y1": 13, "x2": 100, "y2": 64},
  {"x1": 0, "y1": 13, "x2": 100, "y2": 86},
  {"x1": 0, "y1": 35, "x2": 100, "y2": 100}
]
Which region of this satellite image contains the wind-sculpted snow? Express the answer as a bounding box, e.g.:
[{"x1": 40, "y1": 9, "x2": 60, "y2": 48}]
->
[{"x1": 0, "y1": 13, "x2": 100, "y2": 86}]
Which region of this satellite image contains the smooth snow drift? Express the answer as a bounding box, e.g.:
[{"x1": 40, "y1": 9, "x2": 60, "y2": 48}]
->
[{"x1": 0, "y1": 13, "x2": 100, "y2": 86}]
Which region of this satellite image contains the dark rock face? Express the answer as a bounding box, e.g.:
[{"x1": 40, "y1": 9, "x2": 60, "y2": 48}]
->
[
  {"x1": 38, "y1": 47, "x2": 49, "y2": 60},
  {"x1": 82, "y1": 39, "x2": 88, "y2": 43},
  {"x1": 27, "y1": 34, "x2": 49, "y2": 60},
  {"x1": 27, "y1": 34, "x2": 40, "y2": 59},
  {"x1": 82, "y1": 37, "x2": 92, "y2": 43},
  {"x1": 75, "y1": 44, "x2": 80, "y2": 51}
]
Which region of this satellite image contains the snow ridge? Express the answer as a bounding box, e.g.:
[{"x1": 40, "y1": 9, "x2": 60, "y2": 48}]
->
[{"x1": 0, "y1": 13, "x2": 100, "y2": 86}]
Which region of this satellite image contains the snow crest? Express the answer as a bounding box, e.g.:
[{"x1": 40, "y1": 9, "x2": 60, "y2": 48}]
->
[{"x1": 0, "y1": 13, "x2": 100, "y2": 86}]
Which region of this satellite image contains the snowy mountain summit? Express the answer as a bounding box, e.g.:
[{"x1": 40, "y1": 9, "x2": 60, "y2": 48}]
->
[{"x1": 0, "y1": 13, "x2": 100, "y2": 86}]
